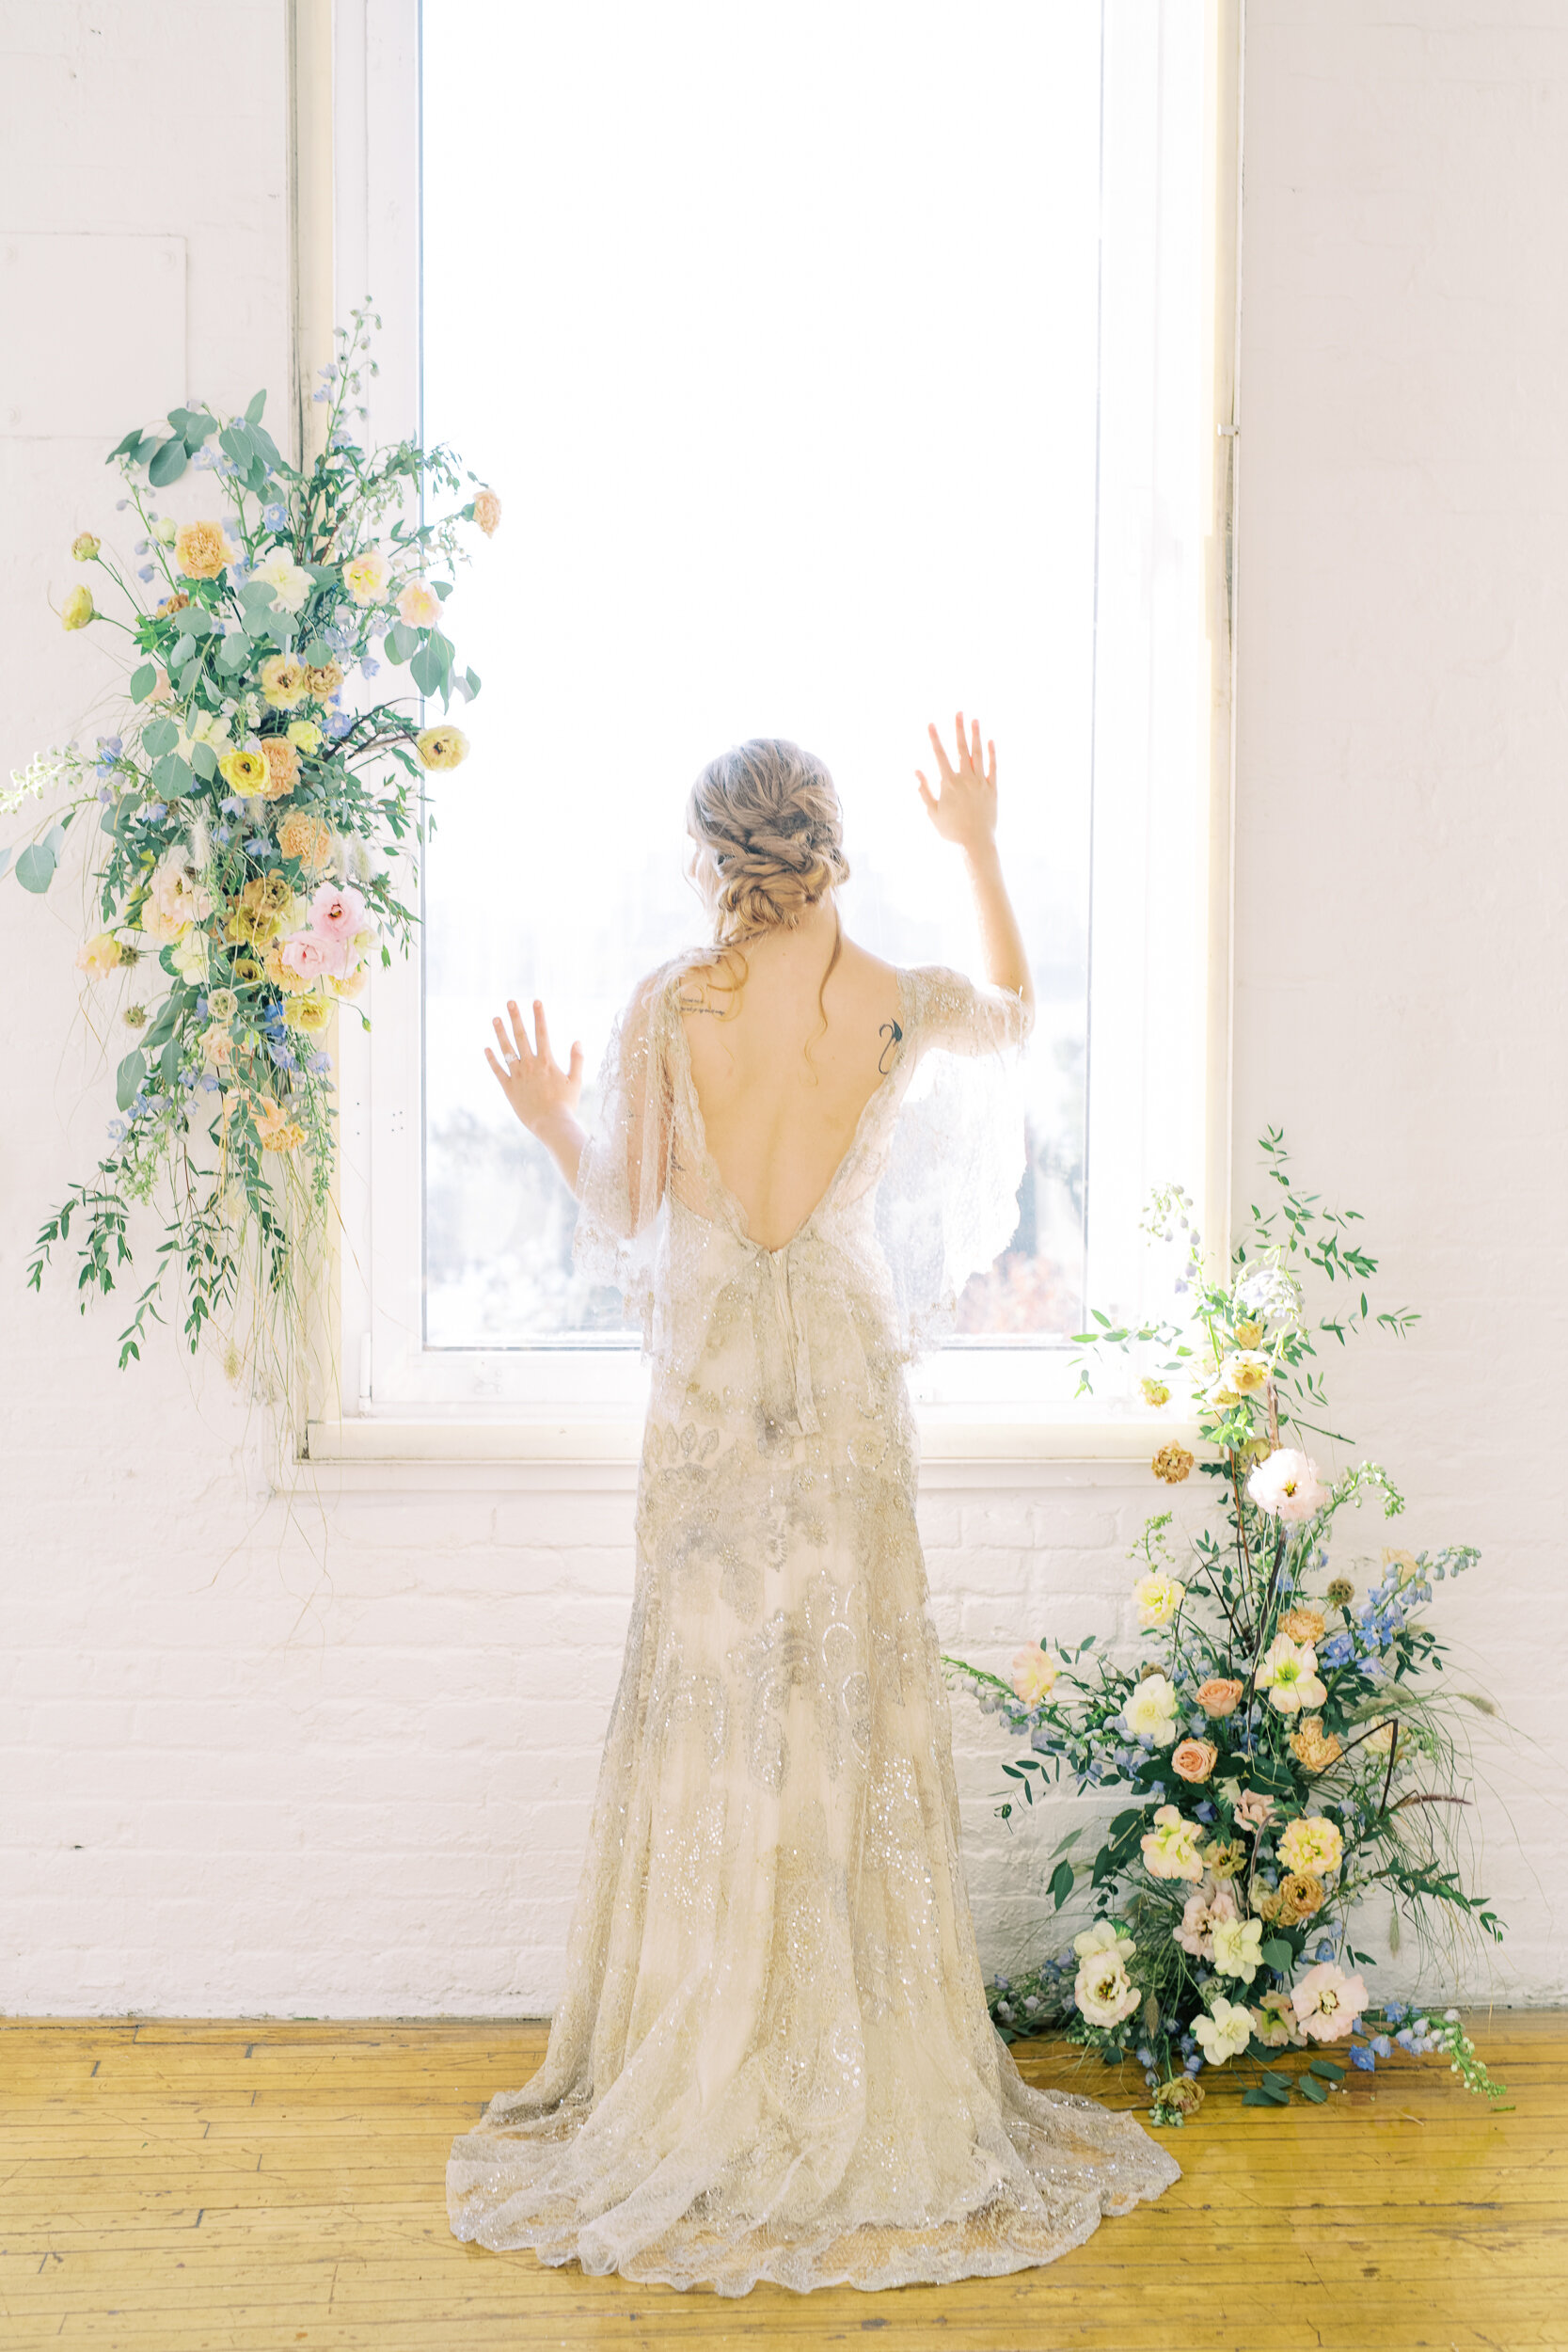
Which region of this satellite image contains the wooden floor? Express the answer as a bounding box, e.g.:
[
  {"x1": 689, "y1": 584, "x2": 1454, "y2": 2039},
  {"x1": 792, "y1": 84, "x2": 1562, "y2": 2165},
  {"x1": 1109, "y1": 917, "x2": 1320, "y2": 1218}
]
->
[{"x1": 0, "y1": 2013, "x2": 1560, "y2": 2352}]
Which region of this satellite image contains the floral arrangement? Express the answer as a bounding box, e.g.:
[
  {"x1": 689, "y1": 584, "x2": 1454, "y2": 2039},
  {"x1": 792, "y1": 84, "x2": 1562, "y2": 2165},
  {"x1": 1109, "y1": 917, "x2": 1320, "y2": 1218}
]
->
[
  {"x1": 947, "y1": 1134, "x2": 1506, "y2": 2125},
  {"x1": 7, "y1": 310, "x2": 497, "y2": 1379}
]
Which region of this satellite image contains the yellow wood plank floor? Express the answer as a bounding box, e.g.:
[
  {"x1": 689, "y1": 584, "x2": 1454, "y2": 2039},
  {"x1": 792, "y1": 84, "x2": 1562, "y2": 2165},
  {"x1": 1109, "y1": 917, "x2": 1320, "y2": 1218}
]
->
[{"x1": 0, "y1": 2011, "x2": 1560, "y2": 2352}]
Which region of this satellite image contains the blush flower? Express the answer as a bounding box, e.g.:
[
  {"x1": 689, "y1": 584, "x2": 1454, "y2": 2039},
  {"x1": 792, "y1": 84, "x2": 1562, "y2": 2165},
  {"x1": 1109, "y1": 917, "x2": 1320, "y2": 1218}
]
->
[
  {"x1": 397, "y1": 579, "x2": 442, "y2": 628},
  {"x1": 1246, "y1": 1447, "x2": 1331, "y2": 1523},
  {"x1": 1291, "y1": 1962, "x2": 1368, "y2": 2042},
  {"x1": 279, "y1": 930, "x2": 351, "y2": 982},
  {"x1": 257, "y1": 737, "x2": 301, "y2": 802},
  {"x1": 75, "y1": 932, "x2": 123, "y2": 979},
  {"x1": 1010, "y1": 1645, "x2": 1061, "y2": 1707},
  {"x1": 342, "y1": 547, "x2": 391, "y2": 604},
  {"x1": 1231, "y1": 1788, "x2": 1277, "y2": 1833},
  {"x1": 471, "y1": 487, "x2": 501, "y2": 535}
]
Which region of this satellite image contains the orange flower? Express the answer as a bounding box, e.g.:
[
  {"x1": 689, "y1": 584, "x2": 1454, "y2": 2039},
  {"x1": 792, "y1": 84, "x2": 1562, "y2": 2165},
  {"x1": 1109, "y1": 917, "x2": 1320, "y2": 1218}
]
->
[
  {"x1": 1288, "y1": 1714, "x2": 1344, "y2": 1773},
  {"x1": 257, "y1": 737, "x2": 300, "y2": 802},
  {"x1": 1281, "y1": 1605, "x2": 1326, "y2": 1645},
  {"x1": 276, "y1": 811, "x2": 335, "y2": 875},
  {"x1": 1171, "y1": 1738, "x2": 1218, "y2": 1785},
  {"x1": 1275, "y1": 1870, "x2": 1326, "y2": 1925},
  {"x1": 1152, "y1": 1442, "x2": 1194, "y2": 1486},
  {"x1": 1196, "y1": 1677, "x2": 1244, "y2": 1719}
]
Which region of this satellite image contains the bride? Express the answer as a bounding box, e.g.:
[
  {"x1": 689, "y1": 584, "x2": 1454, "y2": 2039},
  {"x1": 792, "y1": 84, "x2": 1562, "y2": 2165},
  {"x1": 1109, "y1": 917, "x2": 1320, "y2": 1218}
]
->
[{"x1": 447, "y1": 717, "x2": 1179, "y2": 2294}]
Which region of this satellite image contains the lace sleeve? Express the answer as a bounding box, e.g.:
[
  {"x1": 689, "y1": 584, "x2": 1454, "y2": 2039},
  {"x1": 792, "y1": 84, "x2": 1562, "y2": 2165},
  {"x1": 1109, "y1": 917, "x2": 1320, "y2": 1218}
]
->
[
  {"x1": 571, "y1": 967, "x2": 675, "y2": 1342},
  {"x1": 875, "y1": 964, "x2": 1031, "y2": 1356}
]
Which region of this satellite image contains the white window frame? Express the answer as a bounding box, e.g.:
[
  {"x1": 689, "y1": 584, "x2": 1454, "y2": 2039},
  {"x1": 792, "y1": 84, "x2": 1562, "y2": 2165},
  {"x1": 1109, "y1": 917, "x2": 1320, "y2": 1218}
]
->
[{"x1": 308, "y1": 0, "x2": 1242, "y2": 1463}]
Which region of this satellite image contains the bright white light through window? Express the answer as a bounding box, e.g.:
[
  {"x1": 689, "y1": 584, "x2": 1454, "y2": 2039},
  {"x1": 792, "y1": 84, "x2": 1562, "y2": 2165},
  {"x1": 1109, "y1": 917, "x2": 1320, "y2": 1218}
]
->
[{"x1": 419, "y1": 1, "x2": 1105, "y2": 1348}]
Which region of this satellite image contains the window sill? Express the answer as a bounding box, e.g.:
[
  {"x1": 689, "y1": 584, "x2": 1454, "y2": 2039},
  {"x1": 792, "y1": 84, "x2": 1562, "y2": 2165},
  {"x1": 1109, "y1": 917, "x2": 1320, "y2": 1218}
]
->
[{"x1": 300, "y1": 1411, "x2": 1197, "y2": 1488}]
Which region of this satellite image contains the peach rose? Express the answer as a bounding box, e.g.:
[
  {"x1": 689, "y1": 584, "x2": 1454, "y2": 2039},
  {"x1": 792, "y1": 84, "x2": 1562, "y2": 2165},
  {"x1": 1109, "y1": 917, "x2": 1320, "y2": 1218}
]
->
[
  {"x1": 1281, "y1": 1605, "x2": 1326, "y2": 1645},
  {"x1": 174, "y1": 519, "x2": 234, "y2": 580},
  {"x1": 257, "y1": 737, "x2": 300, "y2": 801},
  {"x1": 1171, "y1": 1738, "x2": 1218, "y2": 1785},
  {"x1": 277, "y1": 811, "x2": 336, "y2": 875},
  {"x1": 1196, "y1": 1677, "x2": 1244, "y2": 1719},
  {"x1": 398, "y1": 579, "x2": 442, "y2": 628},
  {"x1": 471, "y1": 487, "x2": 501, "y2": 536}
]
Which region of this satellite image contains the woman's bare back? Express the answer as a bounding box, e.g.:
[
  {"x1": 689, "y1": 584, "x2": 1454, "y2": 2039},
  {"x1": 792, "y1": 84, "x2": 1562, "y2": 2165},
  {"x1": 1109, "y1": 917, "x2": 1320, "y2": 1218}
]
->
[{"x1": 679, "y1": 905, "x2": 902, "y2": 1251}]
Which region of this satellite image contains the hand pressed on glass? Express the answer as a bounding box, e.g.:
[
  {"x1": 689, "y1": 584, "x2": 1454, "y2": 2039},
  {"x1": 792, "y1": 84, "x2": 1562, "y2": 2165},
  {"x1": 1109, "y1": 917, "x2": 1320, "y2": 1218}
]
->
[
  {"x1": 484, "y1": 996, "x2": 587, "y2": 1190},
  {"x1": 915, "y1": 709, "x2": 999, "y2": 852}
]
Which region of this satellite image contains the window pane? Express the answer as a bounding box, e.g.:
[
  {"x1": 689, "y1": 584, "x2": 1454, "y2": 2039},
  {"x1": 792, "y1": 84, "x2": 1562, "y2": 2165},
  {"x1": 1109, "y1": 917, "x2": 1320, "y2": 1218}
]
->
[{"x1": 420, "y1": 0, "x2": 1101, "y2": 1348}]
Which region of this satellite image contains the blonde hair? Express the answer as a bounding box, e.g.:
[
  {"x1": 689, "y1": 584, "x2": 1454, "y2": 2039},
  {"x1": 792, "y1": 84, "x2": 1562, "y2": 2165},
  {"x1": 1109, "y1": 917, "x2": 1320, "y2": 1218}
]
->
[{"x1": 687, "y1": 739, "x2": 850, "y2": 944}]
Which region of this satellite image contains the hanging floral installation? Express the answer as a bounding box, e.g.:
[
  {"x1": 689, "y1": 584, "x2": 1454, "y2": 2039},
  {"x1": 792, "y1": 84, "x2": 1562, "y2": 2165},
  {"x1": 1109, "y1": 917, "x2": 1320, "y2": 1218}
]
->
[
  {"x1": 946, "y1": 1133, "x2": 1507, "y2": 2125},
  {"x1": 7, "y1": 310, "x2": 497, "y2": 1386}
]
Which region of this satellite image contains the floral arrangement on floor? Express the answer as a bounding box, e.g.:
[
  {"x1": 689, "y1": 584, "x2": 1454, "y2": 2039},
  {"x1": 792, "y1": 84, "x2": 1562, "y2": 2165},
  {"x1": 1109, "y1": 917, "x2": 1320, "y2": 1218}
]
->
[
  {"x1": 6, "y1": 309, "x2": 497, "y2": 1382},
  {"x1": 946, "y1": 1134, "x2": 1506, "y2": 2125}
]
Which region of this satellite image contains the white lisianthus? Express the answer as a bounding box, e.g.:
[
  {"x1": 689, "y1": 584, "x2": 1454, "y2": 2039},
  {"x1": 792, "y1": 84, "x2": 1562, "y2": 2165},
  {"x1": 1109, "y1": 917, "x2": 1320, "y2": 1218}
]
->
[
  {"x1": 1218, "y1": 1348, "x2": 1271, "y2": 1395},
  {"x1": 1073, "y1": 1947, "x2": 1141, "y2": 2028},
  {"x1": 1193, "y1": 1995, "x2": 1253, "y2": 2065},
  {"x1": 1210, "y1": 1915, "x2": 1265, "y2": 1983},
  {"x1": 1132, "y1": 1570, "x2": 1186, "y2": 1629},
  {"x1": 1123, "y1": 1672, "x2": 1180, "y2": 1745},
  {"x1": 1072, "y1": 1919, "x2": 1136, "y2": 1966},
  {"x1": 1246, "y1": 1447, "x2": 1331, "y2": 1523},
  {"x1": 1255, "y1": 1633, "x2": 1328, "y2": 1717},
  {"x1": 174, "y1": 707, "x2": 232, "y2": 764},
  {"x1": 252, "y1": 548, "x2": 312, "y2": 614}
]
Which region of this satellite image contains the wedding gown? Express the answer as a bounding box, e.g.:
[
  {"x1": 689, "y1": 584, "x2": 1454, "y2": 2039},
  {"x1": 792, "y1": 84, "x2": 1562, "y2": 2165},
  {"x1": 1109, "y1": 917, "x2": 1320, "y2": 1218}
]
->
[{"x1": 447, "y1": 956, "x2": 1179, "y2": 2294}]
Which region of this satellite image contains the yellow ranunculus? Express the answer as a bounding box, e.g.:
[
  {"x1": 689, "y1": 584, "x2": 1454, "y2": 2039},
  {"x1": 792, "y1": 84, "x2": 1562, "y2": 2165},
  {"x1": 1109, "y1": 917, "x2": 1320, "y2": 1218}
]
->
[
  {"x1": 219, "y1": 746, "x2": 269, "y2": 794},
  {"x1": 71, "y1": 532, "x2": 101, "y2": 563},
  {"x1": 416, "y1": 724, "x2": 469, "y2": 771},
  {"x1": 61, "y1": 584, "x2": 95, "y2": 630},
  {"x1": 283, "y1": 993, "x2": 332, "y2": 1035},
  {"x1": 286, "y1": 720, "x2": 322, "y2": 755},
  {"x1": 1140, "y1": 1376, "x2": 1170, "y2": 1407}
]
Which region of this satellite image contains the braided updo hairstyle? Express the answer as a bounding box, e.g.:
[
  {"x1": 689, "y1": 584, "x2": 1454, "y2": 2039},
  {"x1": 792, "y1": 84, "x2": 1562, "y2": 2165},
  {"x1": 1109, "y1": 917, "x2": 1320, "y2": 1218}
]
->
[{"x1": 687, "y1": 739, "x2": 850, "y2": 945}]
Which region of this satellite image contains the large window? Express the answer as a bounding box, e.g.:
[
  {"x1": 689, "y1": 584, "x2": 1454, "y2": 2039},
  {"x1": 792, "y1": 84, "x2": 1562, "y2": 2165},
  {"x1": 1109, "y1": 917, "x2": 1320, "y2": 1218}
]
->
[{"x1": 333, "y1": 1, "x2": 1231, "y2": 1424}]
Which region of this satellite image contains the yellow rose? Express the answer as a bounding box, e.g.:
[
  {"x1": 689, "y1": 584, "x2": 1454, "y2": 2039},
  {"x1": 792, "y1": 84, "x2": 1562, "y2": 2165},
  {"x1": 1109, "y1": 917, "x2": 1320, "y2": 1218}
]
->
[
  {"x1": 218, "y1": 747, "x2": 268, "y2": 794},
  {"x1": 261, "y1": 654, "x2": 309, "y2": 709},
  {"x1": 286, "y1": 720, "x2": 322, "y2": 755},
  {"x1": 61, "y1": 584, "x2": 95, "y2": 630},
  {"x1": 416, "y1": 724, "x2": 469, "y2": 771},
  {"x1": 174, "y1": 519, "x2": 234, "y2": 580},
  {"x1": 71, "y1": 532, "x2": 101, "y2": 562}
]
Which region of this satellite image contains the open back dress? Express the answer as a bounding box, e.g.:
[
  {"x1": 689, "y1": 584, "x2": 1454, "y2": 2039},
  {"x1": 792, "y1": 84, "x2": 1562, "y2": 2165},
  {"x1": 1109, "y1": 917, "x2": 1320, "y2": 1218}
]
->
[{"x1": 447, "y1": 955, "x2": 1179, "y2": 2294}]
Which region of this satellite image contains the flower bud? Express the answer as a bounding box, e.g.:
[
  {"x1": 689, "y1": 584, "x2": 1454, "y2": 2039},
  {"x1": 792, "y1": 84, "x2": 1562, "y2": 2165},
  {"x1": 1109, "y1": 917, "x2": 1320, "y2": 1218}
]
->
[
  {"x1": 61, "y1": 584, "x2": 95, "y2": 630},
  {"x1": 71, "y1": 532, "x2": 101, "y2": 563}
]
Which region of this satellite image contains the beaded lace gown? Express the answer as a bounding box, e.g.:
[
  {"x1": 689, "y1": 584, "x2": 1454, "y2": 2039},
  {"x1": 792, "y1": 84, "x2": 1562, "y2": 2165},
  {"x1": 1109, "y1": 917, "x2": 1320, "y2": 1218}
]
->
[{"x1": 447, "y1": 957, "x2": 1179, "y2": 2294}]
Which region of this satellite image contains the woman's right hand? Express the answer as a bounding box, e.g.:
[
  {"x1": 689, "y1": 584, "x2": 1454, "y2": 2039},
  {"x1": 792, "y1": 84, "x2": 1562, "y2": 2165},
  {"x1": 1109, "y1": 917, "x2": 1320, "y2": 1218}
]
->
[
  {"x1": 485, "y1": 997, "x2": 584, "y2": 1137},
  {"x1": 915, "y1": 712, "x2": 998, "y2": 854}
]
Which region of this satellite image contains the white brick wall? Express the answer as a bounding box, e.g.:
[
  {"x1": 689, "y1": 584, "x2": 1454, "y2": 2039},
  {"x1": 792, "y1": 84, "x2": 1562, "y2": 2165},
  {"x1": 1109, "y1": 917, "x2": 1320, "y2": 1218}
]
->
[{"x1": 0, "y1": 1, "x2": 1560, "y2": 2016}]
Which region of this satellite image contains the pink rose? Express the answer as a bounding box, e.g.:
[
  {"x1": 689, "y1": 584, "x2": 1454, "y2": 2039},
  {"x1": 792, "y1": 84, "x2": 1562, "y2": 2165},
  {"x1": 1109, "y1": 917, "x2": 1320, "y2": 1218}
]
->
[
  {"x1": 279, "y1": 930, "x2": 350, "y2": 980},
  {"x1": 309, "y1": 881, "x2": 369, "y2": 943}
]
